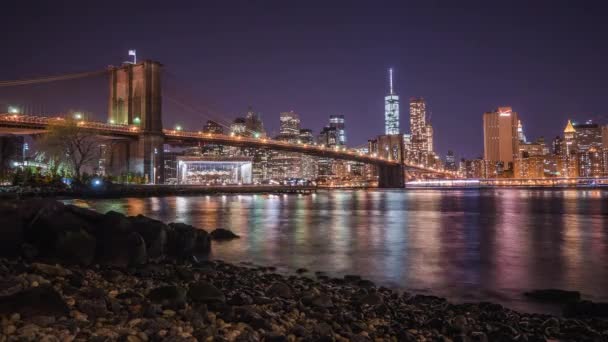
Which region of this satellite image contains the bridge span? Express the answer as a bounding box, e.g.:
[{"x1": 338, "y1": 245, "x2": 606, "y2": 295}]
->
[{"x1": 0, "y1": 60, "x2": 454, "y2": 187}]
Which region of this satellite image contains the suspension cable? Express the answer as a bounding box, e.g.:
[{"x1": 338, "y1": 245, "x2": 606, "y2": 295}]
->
[{"x1": 0, "y1": 70, "x2": 108, "y2": 87}]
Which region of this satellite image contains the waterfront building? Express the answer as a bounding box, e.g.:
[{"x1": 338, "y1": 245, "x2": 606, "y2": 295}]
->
[
  {"x1": 299, "y1": 129, "x2": 317, "y2": 179},
  {"x1": 163, "y1": 150, "x2": 184, "y2": 184},
  {"x1": 561, "y1": 120, "x2": 578, "y2": 177},
  {"x1": 483, "y1": 106, "x2": 520, "y2": 171},
  {"x1": 329, "y1": 115, "x2": 346, "y2": 145},
  {"x1": 464, "y1": 158, "x2": 484, "y2": 178},
  {"x1": 552, "y1": 136, "x2": 563, "y2": 155},
  {"x1": 176, "y1": 156, "x2": 252, "y2": 185},
  {"x1": 573, "y1": 121, "x2": 603, "y2": 152},
  {"x1": 578, "y1": 148, "x2": 604, "y2": 177},
  {"x1": 384, "y1": 68, "x2": 399, "y2": 135},
  {"x1": 270, "y1": 111, "x2": 305, "y2": 180}
]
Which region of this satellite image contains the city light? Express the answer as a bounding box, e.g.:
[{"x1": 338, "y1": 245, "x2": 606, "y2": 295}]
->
[
  {"x1": 133, "y1": 117, "x2": 141, "y2": 125},
  {"x1": 8, "y1": 106, "x2": 19, "y2": 114},
  {"x1": 175, "y1": 125, "x2": 182, "y2": 131},
  {"x1": 73, "y1": 112, "x2": 83, "y2": 120}
]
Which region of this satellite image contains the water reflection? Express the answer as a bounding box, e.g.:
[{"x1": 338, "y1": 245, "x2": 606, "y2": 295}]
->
[{"x1": 65, "y1": 189, "x2": 608, "y2": 313}]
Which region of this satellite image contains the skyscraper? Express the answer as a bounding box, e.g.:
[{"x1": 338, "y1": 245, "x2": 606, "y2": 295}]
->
[
  {"x1": 384, "y1": 68, "x2": 399, "y2": 135},
  {"x1": 245, "y1": 106, "x2": 266, "y2": 137},
  {"x1": 562, "y1": 119, "x2": 578, "y2": 177},
  {"x1": 445, "y1": 150, "x2": 456, "y2": 171},
  {"x1": 483, "y1": 107, "x2": 519, "y2": 169},
  {"x1": 279, "y1": 111, "x2": 301, "y2": 136},
  {"x1": 409, "y1": 97, "x2": 427, "y2": 152},
  {"x1": 329, "y1": 115, "x2": 346, "y2": 145}
]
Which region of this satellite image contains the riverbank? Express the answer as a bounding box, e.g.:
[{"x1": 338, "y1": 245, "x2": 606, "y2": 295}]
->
[
  {"x1": 1, "y1": 259, "x2": 608, "y2": 341},
  {"x1": 1, "y1": 199, "x2": 607, "y2": 341},
  {"x1": 0, "y1": 184, "x2": 316, "y2": 200}
]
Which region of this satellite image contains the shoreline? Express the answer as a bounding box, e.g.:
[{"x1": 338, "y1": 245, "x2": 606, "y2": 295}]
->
[
  {"x1": 0, "y1": 199, "x2": 607, "y2": 340},
  {"x1": 2, "y1": 184, "x2": 607, "y2": 201}
]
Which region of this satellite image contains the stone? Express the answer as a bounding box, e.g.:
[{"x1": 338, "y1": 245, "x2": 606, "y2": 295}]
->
[
  {"x1": 266, "y1": 281, "x2": 293, "y2": 299},
  {"x1": 311, "y1": 294, "x2": 333, "y2": 308},
  {"x1": 0, "y1": 208, "x2": 24, "y2": 257},
  {"x1": 209, "y1": 228, "x2": 240, "y2": 240},
  {"x1": 129, "y1": 215, "x2": 169, "y2": 260},
  {"x1": 31, "y1": 263, "x2": 72, "y2": 277},
  {"x1": 0, "y1": 286, "x2": 68, "y2": 318},
  {"x1": 147, "y1": 285, "x2": 187, "y2": 309},
  {"x1": 524, "y1": 289, "x2": 581, "y2": 303},
  {"x1": 188, "y1": 281, "x2": 225, "y2": 303},
  {"x1": 167, "y1": 223, "x2": 211, "y2": 258},
  {"x1": 359, "y1": 293, "x2": 383, "y2": 306},
  {"x1": 54, "y1": 229, "x2": 97, "y2": 265}
]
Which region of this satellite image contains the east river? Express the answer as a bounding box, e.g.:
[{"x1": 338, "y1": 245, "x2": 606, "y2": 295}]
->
[{"x1": 65, "y1": 189, "x2": 608, "y2": 314}]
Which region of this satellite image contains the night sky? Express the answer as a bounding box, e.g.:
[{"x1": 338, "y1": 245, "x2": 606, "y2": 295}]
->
[{"x1": 2, "y1": 0, "x2": 608, "y2": 159}]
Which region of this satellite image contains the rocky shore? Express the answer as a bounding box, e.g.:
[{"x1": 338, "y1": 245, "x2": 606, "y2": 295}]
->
[{"x1": 1, "y1": 200, "x2": 608, "y2": 341}]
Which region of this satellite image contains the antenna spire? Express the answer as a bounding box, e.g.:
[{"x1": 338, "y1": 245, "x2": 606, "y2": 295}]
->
[{"x1": 389, "y1": 68, "x2": 394, "y2": 94}]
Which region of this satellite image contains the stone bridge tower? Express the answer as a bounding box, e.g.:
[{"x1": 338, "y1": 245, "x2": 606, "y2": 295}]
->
[{"x1": 107, "y1": 61, "x2": 164, "y2": 183}]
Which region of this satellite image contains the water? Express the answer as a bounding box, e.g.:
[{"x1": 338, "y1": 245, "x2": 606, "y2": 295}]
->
[{"x1": 65, "y1": 189, "x2": 608, "y2": 314}]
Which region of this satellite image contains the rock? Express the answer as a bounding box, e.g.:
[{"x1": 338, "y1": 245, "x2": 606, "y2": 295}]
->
[
  {"x1": 296, "y1": 268, "x2": 308, "y2": 274},
  {"x1": 0, "y1": 205, "x2": 24, "y2": 257},
  {"x1": 31, "y1": 263, "x2": 72, "y2": 277},
  {"x1": 344, "y1": 274, "x2": 362, "y2": 282},
  {"x1": 311, "y1": 294, "x2": 333, "y2": 308},
  {"x1": 128, "y1": 232, "x2": 148, "y2": 265},
  {"x1": 129, "y1": 215, "x2": 169, "y2": 260},
  {"x1": 266, "y1": 281, "x2": 293, "y2": 299},
  {"x1": 54, "y1": 229, "x2": 96, "y2": 265},
  {"x1": 147, "y1": 285, "x2": 187, "y2": 309},
  {"x1": 524, "y1": 289, "x2": 581, "y2": 303},
  {"x1": 188, "y1": 281, "x2": 225, "y2": 303},
  {"x1": 563, "y1": 300, "x2": 608, "y2": 318},
  {"x1": 209, "y1": 228, "x2": 240, "y2": 240},
  {"x1": 359, "y1": 292, "x2": 383, "y2": 306},
  {"x1": 0, "y1": 286, "x2": 69, "y2": 318},
  {"x1": 167, "y1": 223, "x2": 211, "y2": 258}
]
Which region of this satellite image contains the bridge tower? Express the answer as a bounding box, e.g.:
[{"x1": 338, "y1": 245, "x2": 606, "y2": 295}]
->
[
  {"x1": 107, "y1": 60, "x2": 164, "y2": 183},
  {"x1": 369, "y1": 134, "x2": 406, "y2": 188}
]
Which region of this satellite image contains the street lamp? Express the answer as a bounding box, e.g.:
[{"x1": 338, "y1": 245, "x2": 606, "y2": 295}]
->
[
  {"x1": 175, "y1": 125, "x2": 182, "y2": 131},
  {"x1": 74, "y1": 112, "x2": 83, "y2": 120},
  {"x1": 133, "y1": 117, "x2": 141, "y2": 125}
]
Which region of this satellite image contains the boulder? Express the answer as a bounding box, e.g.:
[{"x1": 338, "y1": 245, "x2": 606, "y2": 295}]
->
[
  {"x1": 0, "y1": 214, "x2": 23, "y2": 257},
  {"x1": 147, "y1": 285, "x2": 187, "y2": 309},
  {"x1": 167, "y1": 223, "x2": 210, "y2": 258},
  {"x1": 209, "y1": 228, "x2": 240, "y2": 241},
  {"x1": 188, "y1": 281, "x2": 225, "y2": 303},
  {"x1": 130, "y1": 215, "x2": 169, "y2": 260},
  {"x1": 54, "y1": 229, "x2": 96, "y2": 265},
  {"x1": 128, "y1": 232, "x2": 148, "y2": 265},
  {"x1": 524, "y1": 289, "x2": 581, "y2": 303},
  {"x1": 0, "y1": 286, "x2": 69, "y2": 318}
]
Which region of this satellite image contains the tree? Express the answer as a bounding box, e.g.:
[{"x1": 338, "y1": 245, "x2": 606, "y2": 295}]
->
[
  {"x1": 0, "y1": 136, "x2": 23, "y2": 181},
  {"x1": 41, "y1": 120, "x2": 101, "y2": 181}
]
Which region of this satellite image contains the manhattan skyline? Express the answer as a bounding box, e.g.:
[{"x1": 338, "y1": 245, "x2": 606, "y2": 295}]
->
[{"x1": 2, "y1": 0, "x2": 608, "y2": 158}]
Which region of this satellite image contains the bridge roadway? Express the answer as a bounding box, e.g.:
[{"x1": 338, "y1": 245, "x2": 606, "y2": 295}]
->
[{"x1": 0, "y1": 113, "x2": 452, "y2": 175}]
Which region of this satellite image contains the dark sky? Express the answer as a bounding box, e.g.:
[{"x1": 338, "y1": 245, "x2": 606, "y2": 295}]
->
[{"x1": 2, "y1": 0, "x2": 608, "y2": 159}]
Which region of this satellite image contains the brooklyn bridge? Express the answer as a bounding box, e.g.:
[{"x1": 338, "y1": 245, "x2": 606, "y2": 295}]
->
[{"x1": 0, "y1": 60, "x2": 454, "y2": 188}]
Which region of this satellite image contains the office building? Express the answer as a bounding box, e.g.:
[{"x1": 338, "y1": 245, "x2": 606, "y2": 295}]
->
[
  {"x1": 384, "y1": 68, "x2": 399, "y2": 135},
  {"x1": 203, "y1": 120, "x2": 223, "y2": 134},
  {"x1": 483, "y1": 107, "x2": 519, "y2": 170},
  {"x1": 573, "y1": 121, "x2": 603, "y2": 152},
  {"x1": 280, "y1": 111, "x2": 301, "y2": 136},
  {"x1": 245, "y1": 106, "x2": 266, "y2": 137},
  {"x1": 561, "y1": 120, "x2": 578, "y2": 177},
  {"x1": 329, "y1": 115, "x2": 346, "y2": 145},
  {"x1": 445, "y1": 150, "x2": 456, "y2": 171}
]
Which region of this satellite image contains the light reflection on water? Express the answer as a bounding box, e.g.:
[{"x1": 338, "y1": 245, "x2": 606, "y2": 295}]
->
[{"x1": 65, "y1": 189, "x2": 608, "y2": 314}]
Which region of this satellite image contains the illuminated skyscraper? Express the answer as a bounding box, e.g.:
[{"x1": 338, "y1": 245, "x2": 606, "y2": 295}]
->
[
  {"x1": 483, "y1": 107, "x2": 519, "y2": 169},
  {"x1": 562, "y1": 119, "x2": 578, "y2": 177},
  {"x1": 517, "y1": 120, "x2": 527, "y2": 142},
  {"x1": 279, "y1": 111, "x2": 301, "y2": 136},
  {"x1": 384, "y1": 68, "x2": 399, "y2": 135},
  {"x1": 409, "y1": 97, "x2": 427, "y2": 152},
  {"x1": 329, "y1": 115, "x2": 346, "y2": 145}
]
